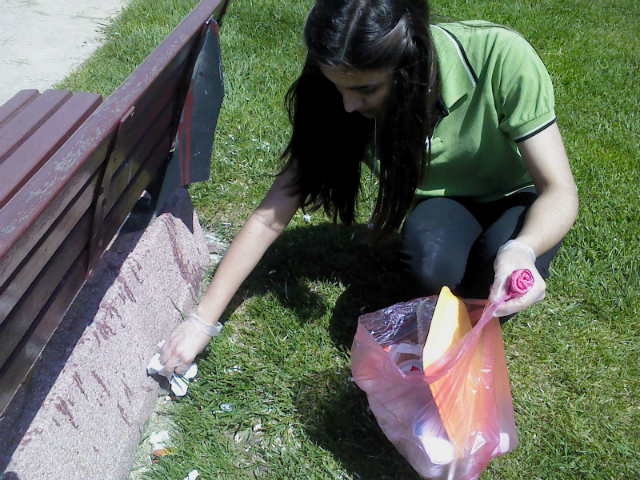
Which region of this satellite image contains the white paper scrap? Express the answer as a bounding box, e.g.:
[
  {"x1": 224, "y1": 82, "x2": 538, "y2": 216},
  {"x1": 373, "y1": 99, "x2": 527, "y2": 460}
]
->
[
  {"x1": 183, "y1": 470, "x2": 199, "y2": 480},
  {"x1": 146, "y1": 341, "x2": 198, "y2": 397},
  {"x1": 149, "y1": 430, "x2": 171, "y2": 450}
]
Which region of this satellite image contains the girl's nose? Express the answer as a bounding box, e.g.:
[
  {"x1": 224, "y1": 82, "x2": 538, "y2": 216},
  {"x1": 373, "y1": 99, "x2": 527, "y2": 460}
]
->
[{"x1": 342, "y1": 91, "x2": 364, "y2": 113}]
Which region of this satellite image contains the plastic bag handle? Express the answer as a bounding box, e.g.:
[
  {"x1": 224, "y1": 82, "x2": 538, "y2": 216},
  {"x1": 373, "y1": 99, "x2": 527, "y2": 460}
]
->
[{"x1": 476, "y1": 269, "x2": 535, "y2": 329}]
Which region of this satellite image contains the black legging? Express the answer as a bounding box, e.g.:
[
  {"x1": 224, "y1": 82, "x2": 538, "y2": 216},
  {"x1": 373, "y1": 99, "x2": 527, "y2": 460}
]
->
[{"x1": 400, "y1": 187, "x2": 562, "y2": 301}]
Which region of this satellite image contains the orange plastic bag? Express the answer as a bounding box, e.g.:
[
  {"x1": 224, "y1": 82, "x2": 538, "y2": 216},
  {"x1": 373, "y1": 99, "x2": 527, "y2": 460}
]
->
[{"x1": 350, "y1": 271, "x2": 532, "y2": 479}]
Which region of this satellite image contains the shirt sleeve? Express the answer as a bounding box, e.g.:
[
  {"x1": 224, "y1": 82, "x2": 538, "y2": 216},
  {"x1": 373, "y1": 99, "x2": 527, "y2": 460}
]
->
[{"x1": 493, "y1": 30, "x2": 557, "y2": 142}]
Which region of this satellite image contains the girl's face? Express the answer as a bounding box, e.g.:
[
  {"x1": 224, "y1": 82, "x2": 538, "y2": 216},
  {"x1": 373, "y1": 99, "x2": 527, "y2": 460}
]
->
[{"x1": 320, "y1": 65, "x2": 393, "y2": 119}]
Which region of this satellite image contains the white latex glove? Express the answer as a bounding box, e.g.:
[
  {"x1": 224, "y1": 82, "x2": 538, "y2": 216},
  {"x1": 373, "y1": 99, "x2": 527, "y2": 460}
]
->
[
  {"x1": 490, "y1": 240, "x2": 546, "y2": 317},
  {"x1": 160, "y1": 320, "x2": 212, "y2": 376}
]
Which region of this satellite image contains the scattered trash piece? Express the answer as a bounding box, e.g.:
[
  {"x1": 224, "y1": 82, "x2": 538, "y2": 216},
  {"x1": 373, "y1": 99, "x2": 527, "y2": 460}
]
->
[
  {"x1": 149, "y1": 431, "x2": 178, "y2": 461},
  {"x1": 303, "y1": 214, "x2": 311, "y2": 222},
  {"x1": 153, "y1": 447, "x2": 177, "y2": 457},
  {"x1": 203, "y1": 232, "x2": 228, "y2": 254},
  {"x1": 220, "y1": 403, "x2": 233, "y2": 412},
  {"x1": 149, "y1": 430, "x2": 171, "y2": 450},
  {"x1": 147, "y1": 341, "x2": 198, "y2": 397},
  {"x1": 234, "y1": 429, "x2": 252, "y2": 443},
  {"x1": 183, "y1": 470, "x2": 199, "y2": 480},
  {"x1": 168, "y1": 364, "x2": 198, "y2": 396}
]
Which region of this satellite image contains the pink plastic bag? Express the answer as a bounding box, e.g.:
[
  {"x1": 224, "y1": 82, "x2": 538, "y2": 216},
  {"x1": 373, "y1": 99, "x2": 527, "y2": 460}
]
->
[{"x1": 351, "y1": 274, "x2": 528, "y2": 480}]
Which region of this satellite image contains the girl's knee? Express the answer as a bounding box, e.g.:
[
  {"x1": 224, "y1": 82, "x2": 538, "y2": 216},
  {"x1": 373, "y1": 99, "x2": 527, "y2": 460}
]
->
[{"x1": 405, "y1": 253, "x2": 466, "y2": 295}]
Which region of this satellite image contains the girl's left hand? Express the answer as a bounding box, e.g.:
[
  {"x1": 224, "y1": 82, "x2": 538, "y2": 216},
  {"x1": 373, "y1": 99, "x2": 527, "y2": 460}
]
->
[
  {"x1": 160, "y1": 321, "x2": 212, "y2": 376},
  {"x1": 490, "y1": 241, "x2": 546, "y2": 317}
]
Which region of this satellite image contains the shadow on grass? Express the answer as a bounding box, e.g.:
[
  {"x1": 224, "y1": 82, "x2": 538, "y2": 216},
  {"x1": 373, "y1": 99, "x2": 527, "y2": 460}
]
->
[
  {"x1": 296, "y1": 368, "x2": 422, "y2": 480},
  {"x1": 222, "y1": 223, "x2": 423, "y2": 478},
  {"x1": 229, "y1": 223, "x2": 422, "y2": 345}
]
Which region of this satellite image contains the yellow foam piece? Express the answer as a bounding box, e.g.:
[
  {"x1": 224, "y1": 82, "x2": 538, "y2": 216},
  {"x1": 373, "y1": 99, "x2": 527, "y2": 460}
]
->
[
  {"x1": 422, "y1": 286, "x2": 472, "y2": 369},
  {"x1": 422, "y1": 286, "x2": 476, "y2": 457}
]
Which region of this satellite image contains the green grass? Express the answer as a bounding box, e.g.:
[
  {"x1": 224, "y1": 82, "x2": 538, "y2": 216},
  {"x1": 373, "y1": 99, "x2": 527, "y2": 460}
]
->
[{"x1": 58, "y1": 0, "x2": 640, "y2": 478}]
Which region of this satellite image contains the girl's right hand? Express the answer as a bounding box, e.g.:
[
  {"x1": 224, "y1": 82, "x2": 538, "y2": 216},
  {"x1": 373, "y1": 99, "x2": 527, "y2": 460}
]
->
[{"x1": 159, "y1": 321, "x2": 212, "y2": 376}]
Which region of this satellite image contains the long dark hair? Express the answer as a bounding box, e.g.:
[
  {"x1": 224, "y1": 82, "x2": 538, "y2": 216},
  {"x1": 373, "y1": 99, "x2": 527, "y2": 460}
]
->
[{"x1": 282, "y1": 0, "x2": 440, "y2": 238}]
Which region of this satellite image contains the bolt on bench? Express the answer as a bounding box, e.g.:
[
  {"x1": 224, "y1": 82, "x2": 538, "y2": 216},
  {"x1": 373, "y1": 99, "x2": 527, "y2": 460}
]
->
[{"x1": 0, "y1": 0, "x2": 227, "y2": 415}]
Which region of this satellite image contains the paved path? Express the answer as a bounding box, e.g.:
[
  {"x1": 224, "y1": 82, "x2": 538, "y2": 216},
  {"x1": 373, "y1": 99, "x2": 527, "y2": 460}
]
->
[{"x1": 0, "y1": 0, "x2": 130, "y2": 104}]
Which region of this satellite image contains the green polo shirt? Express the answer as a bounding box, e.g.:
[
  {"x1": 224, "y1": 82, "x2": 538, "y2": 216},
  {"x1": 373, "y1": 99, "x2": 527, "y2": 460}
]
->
[{"x1": 367, "y1": 21, "x2": 557, "y2": 202}]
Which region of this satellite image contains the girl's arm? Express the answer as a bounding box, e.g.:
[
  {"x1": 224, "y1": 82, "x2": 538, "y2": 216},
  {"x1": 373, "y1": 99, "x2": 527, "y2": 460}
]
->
[
  {"x1": 160, "y1": 164, "x2": 301, "y2": 374},
  {"x1": 491, "y1": 123, "x2": 579, "y2": 316},
  {"x1": 512, "y1": 122, "x2": 579, "y2": 255}
]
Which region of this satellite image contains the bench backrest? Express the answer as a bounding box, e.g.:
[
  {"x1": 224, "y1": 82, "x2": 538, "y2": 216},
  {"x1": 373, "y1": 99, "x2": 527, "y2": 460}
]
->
[{"x1": 0, "y1": 0, "x2": 226, "y2": 414}]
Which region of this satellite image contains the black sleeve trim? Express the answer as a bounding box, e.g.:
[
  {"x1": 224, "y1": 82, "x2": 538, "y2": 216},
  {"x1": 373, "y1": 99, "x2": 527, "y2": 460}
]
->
[{"x1": 514, "y1": 117, "x2": 557, "y2": 143}]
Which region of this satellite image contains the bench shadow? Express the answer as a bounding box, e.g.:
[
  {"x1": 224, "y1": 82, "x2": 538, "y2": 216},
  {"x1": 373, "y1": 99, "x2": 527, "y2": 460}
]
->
[
  {"x1": 0, "y1": 228, "x2": 146, "y2": 476},
  {"x1": 0, "y1": 189, "x2": 193, "y2": 476},
  {"x1": 221, "y1": 223, "x2": 423, "y2": 478}
]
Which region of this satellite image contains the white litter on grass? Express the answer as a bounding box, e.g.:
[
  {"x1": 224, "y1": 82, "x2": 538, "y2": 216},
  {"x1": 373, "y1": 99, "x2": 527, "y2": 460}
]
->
[
  {"x1": 146, "y1": 341, "x2": 199, "y2": 396},
  {"x1": 303, "y1": 214, "x2": 311, "y2": 222},
  {"x1": 149, "y1": 430, "x2": 171, "y2": 450},
  {"x1": 224, "y1": 365, "x2": 242, "y2": 374},
  {"x1": 168, "y1": 364, "x2": 198, "y2": 396},
  {"x1": 183, "y1": 470, "x2": 199, "y2": 480},
  {"x1": 212, "y1": 402, "x2": 234, "y2": 414}
]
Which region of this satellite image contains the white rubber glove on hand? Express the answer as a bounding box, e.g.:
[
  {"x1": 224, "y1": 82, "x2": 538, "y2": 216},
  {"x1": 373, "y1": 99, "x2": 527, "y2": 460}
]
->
[
  {"x1": 160, "y1": 320, "x2": 212, "y2": 376},
  {"x1": 490, "y1": 240, "x2": 546, "y2": 317}
]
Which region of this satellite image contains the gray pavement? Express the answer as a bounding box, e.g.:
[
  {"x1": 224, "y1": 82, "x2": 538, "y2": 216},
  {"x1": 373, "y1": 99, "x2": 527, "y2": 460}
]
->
[{"x1": 0, "y1": 0, "x2": 130, "y2": 104}]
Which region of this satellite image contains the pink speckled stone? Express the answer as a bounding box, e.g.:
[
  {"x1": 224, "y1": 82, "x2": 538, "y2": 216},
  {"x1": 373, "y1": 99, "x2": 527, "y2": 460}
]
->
[{"x1": 1, "y1": 188, "x2": 210, "y2": 480}]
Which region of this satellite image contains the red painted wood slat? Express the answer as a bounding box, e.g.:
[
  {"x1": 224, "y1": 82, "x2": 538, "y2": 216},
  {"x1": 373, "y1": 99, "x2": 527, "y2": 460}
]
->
[
  {"x1": 0, "y1": 90, "x2": 72, "y2": 162},
  {"x1": 0, "y1": 212, "x2": 92, "y2": 368},
  {"x1": 0, "y1": 92, "x2": 102, "y2": 209},
  {"x1": 0, "y1": 133, "x2": 115, "y2": 287},
  {"x1": 0, "y1": 90, "x2": 40, "y2": 128},
  {"x1": 107, "y1": 95, "x2": 177, "y2": 212},
  {"x1": 104, "y1": 53, "x2": 191, "y2": 177},
  {"x1": 102, "y1": 131, "x2": 173, "y2": 247},
  {"x1": 0, "y1": 249, "x2": 88, "y2": 413},
  {"x1": 0, "y1": 172, "x2": 99, "y2": 325}
]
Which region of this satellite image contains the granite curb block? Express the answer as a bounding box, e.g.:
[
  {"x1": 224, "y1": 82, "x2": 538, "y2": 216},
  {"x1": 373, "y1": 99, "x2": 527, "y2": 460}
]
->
[{"x1": 0, "y1": 189, "x2": 209, "y2": 480}]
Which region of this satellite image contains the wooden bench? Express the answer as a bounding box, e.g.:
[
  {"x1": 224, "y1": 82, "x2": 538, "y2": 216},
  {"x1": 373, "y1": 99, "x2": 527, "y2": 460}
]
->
[{"x1": 0, "y1": 0, "x2": 227, "y2": 414}]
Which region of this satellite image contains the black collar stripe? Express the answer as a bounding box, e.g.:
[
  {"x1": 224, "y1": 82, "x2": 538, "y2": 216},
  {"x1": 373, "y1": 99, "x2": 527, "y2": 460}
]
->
[{"x1": 436, "y1": 26, "x2": 479, "y2": 85}]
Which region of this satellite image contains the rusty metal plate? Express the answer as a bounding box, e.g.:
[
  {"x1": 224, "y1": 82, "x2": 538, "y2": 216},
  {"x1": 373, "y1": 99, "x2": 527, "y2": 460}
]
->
[{"x1": 155, "y1": 17, "x2": 225, "y2": 211}]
